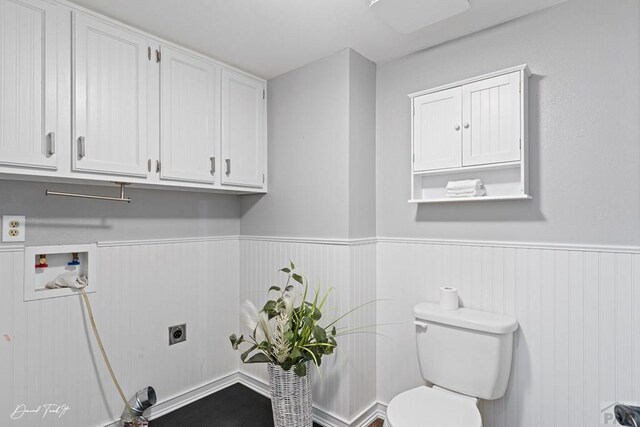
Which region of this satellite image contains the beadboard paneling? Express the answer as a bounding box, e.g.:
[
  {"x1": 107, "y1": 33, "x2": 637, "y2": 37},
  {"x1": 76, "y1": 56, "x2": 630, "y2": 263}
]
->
[
  {"x1": 376, "y1": 241, "x2": 640, "y2": 427},
  {"x1": 239, "y1": 239, "x2": 377, "y2": 423},
  {"x1": 0, "y1": 238, "x2": 239, "y2": 427}
]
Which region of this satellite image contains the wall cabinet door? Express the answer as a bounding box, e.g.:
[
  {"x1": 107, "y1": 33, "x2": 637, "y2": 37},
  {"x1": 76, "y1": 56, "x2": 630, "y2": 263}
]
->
[
  {"x1": 72, "y1": 12, "x2": 149, "y2": 178},
  {"x1": 462, "y1": 71, "x2": 521, "y2": 166},
  {"x1": 0, "y1": 0, "x2": 58, "y2": 170},
  {"x1": 160, "y1": 46, "x2": 218, "y2": 184},
  {"x1": 413, "y1": 87, "x2": 462, "y2": 172},
  {"x1": 220, "y1": 69, "x2": 265, "y2": 188}
]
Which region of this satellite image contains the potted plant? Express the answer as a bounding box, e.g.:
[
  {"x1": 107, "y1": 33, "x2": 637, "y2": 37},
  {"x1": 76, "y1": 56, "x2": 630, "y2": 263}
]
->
[{"x1": 229, "y1": 262, "x2": 345, "y2": 427}]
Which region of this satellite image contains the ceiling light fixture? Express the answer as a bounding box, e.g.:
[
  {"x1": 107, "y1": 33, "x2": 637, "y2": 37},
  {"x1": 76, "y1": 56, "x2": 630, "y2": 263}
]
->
[{"x1": 369, "y1": 0, "x2": 470, "y2": 33}]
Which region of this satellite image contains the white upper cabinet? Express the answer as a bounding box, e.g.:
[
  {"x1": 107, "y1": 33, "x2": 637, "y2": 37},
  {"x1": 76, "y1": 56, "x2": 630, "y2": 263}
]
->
[
  {"x1": 72, "y1": 12, "x2": 149, "y2": 178},
  {"x1": 160, "y1": 45, "x2": 218, "y2": 184},
  {"x1": 0, "y1": 2, "x2": 267, "y2": 193},
  {"x1": 413, "y1": 87, "x2": 462, "y2": 172},
  {"x1": 0, "y1": 0, "x2": 59, "y2": 170},
  {"x1": 462, "y1": 71, "x2": 521, "y2": 166},
  {"x1": 409, "y1": 65, "x2": 530, "y2": 203},
  {"x1": 411, "y1": 67, "x2": 526, "y2": 172},
  {"x1": 221, "y1": 69, "x2": 265, "y2": 188}
]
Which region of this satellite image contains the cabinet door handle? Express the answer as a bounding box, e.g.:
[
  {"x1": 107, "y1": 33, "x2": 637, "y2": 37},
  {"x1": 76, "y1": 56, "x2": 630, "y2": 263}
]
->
[
  {"x1": 225, "y1": 159, "x2": 231, "y2": 176},
  {"x1": 463, "y1": 123, "x2": 470, "y2": 129},
  {"x1": 210, "y1": 157, "x2": 215, "y2": 175},
  {"x1": 78, "y1": 136, "x2": 86, "y2": 158},
  {"x1": 156, "y1": 160, "x2": 161, "y2": 173},
  {"x1": 454, "y1": 124, "x2": 461, "y2": 131},
  {"x1": 47, "y1": 132, "x2": 56, "y2": 155},
  {"x1": 147, "y1": 159, "x2": 152, "y2": 172}
]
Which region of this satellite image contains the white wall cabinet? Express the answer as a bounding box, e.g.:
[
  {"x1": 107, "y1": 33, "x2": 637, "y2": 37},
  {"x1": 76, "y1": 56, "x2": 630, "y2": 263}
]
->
[
  {"x1": 462, "y1": 71, "x2": 521, "y2": 166},
  {"x1": 160, "y1": 45, "x2": 219, "y2": 184},
  {"x1": 72, "y1": 12, "x2": 149, "y2": 178},
  {"x1": 0, "y1": 1, "x2": 267, "y2": 195},
  {"x1": 413, "y1": 87, "x2": 462, "y2": 172},
  {"x1": 221, "y1": 69, "x2": 265, "y2": 188},
  {"x1": 410, "y1": 65, "x2": 530, "y2": 203},
  {"x1": 0, "y1": 0, "x2": 59, "y2": 170}
]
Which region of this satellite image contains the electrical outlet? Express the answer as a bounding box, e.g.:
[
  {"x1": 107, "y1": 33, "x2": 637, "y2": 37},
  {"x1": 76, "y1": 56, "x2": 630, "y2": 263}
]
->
[
  {"x1": 2, "y1": 215, "x2": 25, "y2": 243},
  {"x1": 169, "y1": 324, "x2": 186, "y2": 345}
]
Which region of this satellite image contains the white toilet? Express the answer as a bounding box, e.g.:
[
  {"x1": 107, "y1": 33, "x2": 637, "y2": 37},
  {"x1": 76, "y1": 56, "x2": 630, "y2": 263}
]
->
[{"x1": 384, "y1": 302, "x2": 518, "y2": 427}]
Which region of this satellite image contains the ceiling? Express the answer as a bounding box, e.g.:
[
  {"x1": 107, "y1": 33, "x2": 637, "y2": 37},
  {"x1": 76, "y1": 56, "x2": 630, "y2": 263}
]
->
[{"x1": 68, "y1": 0, "x2": 567, "y2": 79}]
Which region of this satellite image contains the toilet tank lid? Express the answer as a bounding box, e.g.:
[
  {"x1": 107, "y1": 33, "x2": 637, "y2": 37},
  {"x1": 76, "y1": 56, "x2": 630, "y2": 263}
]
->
[{"x1": 414, "y1": 303, "x2": 518, "y2": 334}]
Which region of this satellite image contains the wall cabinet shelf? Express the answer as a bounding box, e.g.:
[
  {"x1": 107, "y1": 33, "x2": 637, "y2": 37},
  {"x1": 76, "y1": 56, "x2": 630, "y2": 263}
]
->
[
  {"x1": 409, "y1": 195, "x2": 532, "y2": 204},
  {"x1": 0, "y1": 0, "x2": 267, "y2": 195},
  {"x1": 409, "y1": 65, "x2": 531, "y2": 203}
]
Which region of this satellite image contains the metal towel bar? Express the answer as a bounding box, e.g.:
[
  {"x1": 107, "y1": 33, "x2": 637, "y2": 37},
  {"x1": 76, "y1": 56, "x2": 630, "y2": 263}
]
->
[{"x1": 46, "y1": 182, "x2": 131, "y2": 203}]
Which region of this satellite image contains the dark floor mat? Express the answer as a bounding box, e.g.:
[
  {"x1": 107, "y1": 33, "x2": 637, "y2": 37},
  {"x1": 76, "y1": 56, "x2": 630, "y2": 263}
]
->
[{"x1": 150, "y1": 383, "x2": 322, "y2": 427}]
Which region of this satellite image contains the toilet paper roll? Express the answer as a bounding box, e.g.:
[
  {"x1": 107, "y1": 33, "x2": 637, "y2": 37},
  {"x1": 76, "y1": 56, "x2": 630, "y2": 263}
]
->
[{"x1": 439, "y1": 286, "x2": 459, "y2": 310}]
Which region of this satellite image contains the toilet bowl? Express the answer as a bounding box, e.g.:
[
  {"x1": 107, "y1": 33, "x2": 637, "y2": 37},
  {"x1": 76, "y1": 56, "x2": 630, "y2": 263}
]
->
[
  {"x1": 384, "y1": 386, "x2": 482, "y2": 427},
  {"x1": 383, "y1": 302, "x2": 518, "y2": 427}
]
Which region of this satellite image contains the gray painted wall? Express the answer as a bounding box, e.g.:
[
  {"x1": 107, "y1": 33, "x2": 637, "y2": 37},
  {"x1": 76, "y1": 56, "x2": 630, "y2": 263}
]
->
[
  {"x1": 376, "y1": 0, "x2": 640, "y2": 246},
  {"x1": 0, "y1": 180, "x2": 239, "y2": 245},
  {"x1": 348, "y1": 50, "x2": 377, "y2": 239},
  {"x1": 241, "y1": 48, "x2": 376, "y2": 239}
]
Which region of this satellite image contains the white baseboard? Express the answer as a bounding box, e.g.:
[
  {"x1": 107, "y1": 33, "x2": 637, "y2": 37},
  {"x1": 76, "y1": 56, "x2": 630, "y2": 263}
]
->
[{"x1": 101, "y1": 370, "x2": 382, "y2": 427}]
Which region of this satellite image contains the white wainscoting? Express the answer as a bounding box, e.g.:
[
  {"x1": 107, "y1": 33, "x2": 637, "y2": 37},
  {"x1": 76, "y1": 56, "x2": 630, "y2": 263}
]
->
[
  {"x1": 239, "y1": 238, "x2": 377, "y2": 425},
  {"x1": 0, "y1": 237, "x2": 239, "y2": 427},
  {"x1": 377, "y1": 239, "x2": 640, "y2": 427},
  {"x1": 2, "y1": 235, "x2": 638, "y2": 427}
]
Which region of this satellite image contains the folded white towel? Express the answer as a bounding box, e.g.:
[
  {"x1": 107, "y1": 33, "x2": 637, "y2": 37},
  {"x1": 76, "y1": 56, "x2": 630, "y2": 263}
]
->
[
  {"x1": 446, "y1": 179, "x2": 483, "y2": 191},
  {"x1": 447, "y1": 188, "x2": 486, "y2": 198},
  {"x1": 447, "y1": 187, "x2": 486, "y2": 195}
]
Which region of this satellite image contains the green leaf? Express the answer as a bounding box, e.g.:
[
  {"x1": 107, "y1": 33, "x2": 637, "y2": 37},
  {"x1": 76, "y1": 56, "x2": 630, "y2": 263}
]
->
[
  {"x1": 312, "y1": 326, "x2": 327, "y2": 342},
  {"x1": 268, "y1": 286, "x2": 281, "y2": 293},
  {"x1": 302, "y1": 317, "x2": 315, "y2": 328},
  {"x1": 263, "y1": 300, "x2": 277, "y2": 314},
  {"x1": 290, "y1": 261, "x2": 295, "y2": 270},
  {"x1": 244, "y1": 353, "x2": 272, "y2": 364},
  {"x1": 290, "y1": 348, "x2": 302, "y2": 360},
  {"x1": 280, "y1": 267, "x2": 291, "y2": 273},
  {"x1": 292, "y1": 273, "x2": 304, "y2": 284},
  {"x1": 240, "y1": 344, "x2": 258, "y2": 362},
  {"x1": 294, "y1": 362, "x2": 307, "y2": 376},
  {"x1": 284, "y1": 330, "x2": 295, "y2": 342},
  {"x1": 229, "y1": 334, "x2": 244, "y2": 350}
]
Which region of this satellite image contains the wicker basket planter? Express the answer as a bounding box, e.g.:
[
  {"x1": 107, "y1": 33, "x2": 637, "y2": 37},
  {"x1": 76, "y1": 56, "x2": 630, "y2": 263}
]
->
[{"x1": 268, "y1": 362, "x2": 313, "y2": 427}]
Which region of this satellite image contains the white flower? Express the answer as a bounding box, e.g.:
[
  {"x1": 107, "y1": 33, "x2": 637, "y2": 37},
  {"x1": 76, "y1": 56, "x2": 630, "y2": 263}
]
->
[
  {"x1": 272, "y1": 311, "x2": 291, "y2": 363},
  {"x1": 242, "y1": 300, "x2": 272, "y2": 344},
  {"x1": 258, "y1": 311, "x2": 273, "y2": 345}
]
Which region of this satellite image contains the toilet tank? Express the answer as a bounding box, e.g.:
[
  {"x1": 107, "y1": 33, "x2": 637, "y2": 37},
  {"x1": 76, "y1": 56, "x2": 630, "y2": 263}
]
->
[{"x1": 414, "y1": 303, "x2": 518, "y2": 400}]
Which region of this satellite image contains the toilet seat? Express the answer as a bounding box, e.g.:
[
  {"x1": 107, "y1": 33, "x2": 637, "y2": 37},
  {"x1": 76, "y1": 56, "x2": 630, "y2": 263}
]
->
[{"x1": 385, "y1": 386, "x2": 482, "y2": 427}]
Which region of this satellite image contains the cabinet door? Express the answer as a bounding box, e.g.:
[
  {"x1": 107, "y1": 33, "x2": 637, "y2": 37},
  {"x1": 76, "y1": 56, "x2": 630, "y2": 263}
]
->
[
  {"x1": 220, "y1": 69, "x2": 264, "y2": 188},
  {"x1": 73, "y1": 12, "x2": 149, "y2": 177},
  {"x1": 0, "y1": 0, "x2": 58, "y2": 170},
  {"x1": 413, "y1": 87, "x2": 462, "y2": 172},
  {"x1": 462, "y1": 71, "x2": 521, "y2": 166},
  {"x1": 160, "y1": 46, "x2": 217, "y2": 184}
]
